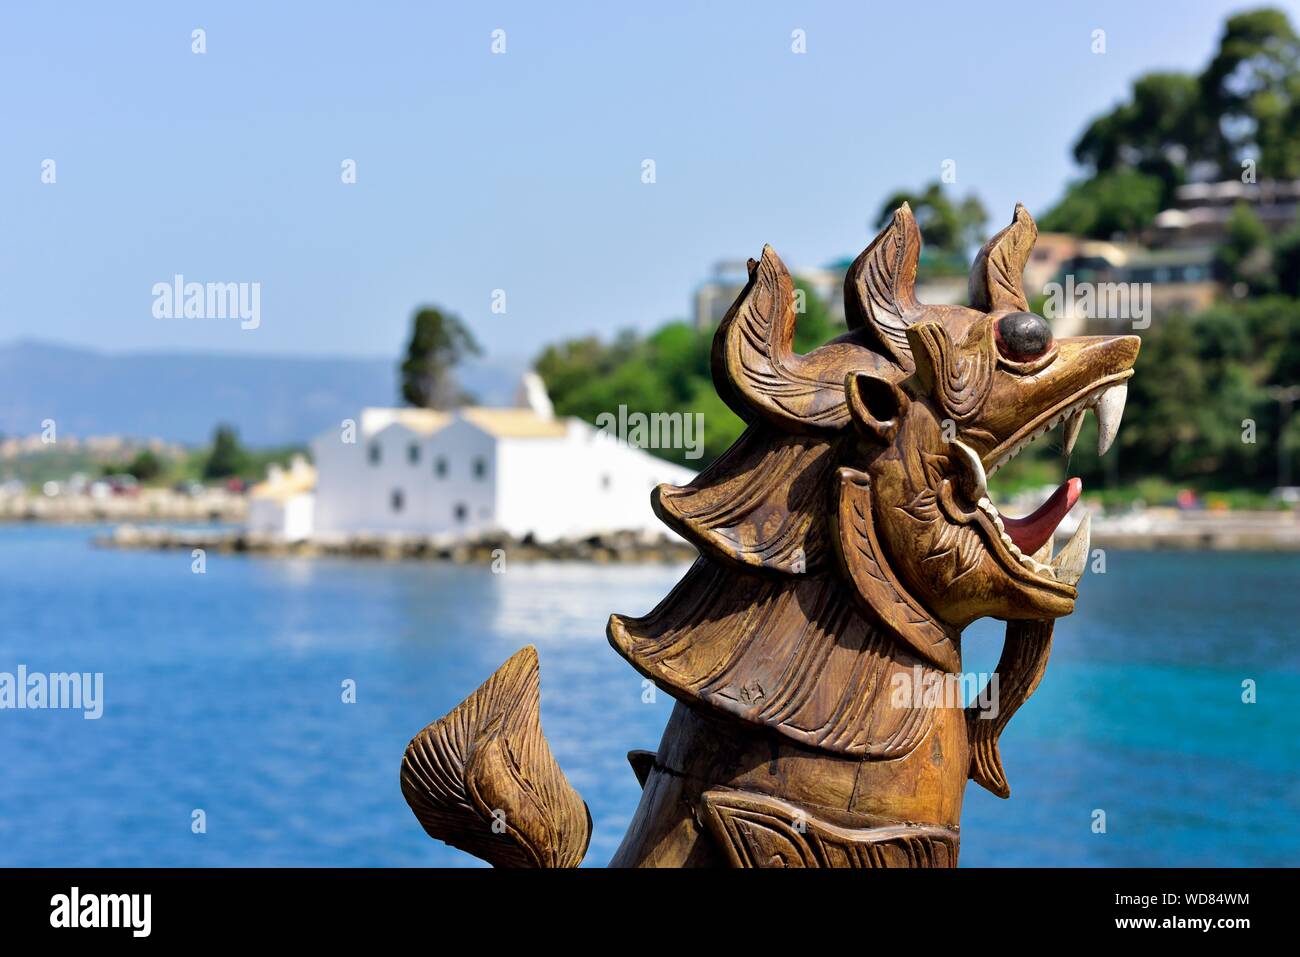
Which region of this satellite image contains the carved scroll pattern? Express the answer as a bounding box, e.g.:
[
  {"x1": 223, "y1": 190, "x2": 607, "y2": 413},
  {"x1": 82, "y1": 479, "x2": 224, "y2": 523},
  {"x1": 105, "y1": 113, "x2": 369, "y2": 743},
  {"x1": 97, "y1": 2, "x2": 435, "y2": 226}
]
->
[
  {"x1": 907, "y1": 321, "x2": 994, "y2": 423},
  {"x1": 701, "y1": 790, "x2": 959, "y2": 868}
]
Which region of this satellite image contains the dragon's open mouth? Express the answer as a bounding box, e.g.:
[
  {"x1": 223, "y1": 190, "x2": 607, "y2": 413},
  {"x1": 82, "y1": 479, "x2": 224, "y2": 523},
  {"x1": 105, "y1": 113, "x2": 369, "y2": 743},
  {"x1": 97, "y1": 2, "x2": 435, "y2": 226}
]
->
[{"x1": 954, "y1": 375, "x2": 1131, "y2": 587}]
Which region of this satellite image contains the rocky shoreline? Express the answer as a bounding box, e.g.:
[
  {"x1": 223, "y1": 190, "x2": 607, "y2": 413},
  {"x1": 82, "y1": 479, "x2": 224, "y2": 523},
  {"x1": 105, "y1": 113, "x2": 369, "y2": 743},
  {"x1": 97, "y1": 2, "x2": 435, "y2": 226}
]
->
[
  {"x1": 80, "y1": 507, "x2": 1300, "y2": 562},
  {"x1": 2, "y1": 490, "x2": 245, "y2": 524},
  {"x1": 94, "y1": 524, "x2": 698, "y2": 563},
  {"x1": 1090, "y1": 507, "x2": 1300, "y2": 551}
]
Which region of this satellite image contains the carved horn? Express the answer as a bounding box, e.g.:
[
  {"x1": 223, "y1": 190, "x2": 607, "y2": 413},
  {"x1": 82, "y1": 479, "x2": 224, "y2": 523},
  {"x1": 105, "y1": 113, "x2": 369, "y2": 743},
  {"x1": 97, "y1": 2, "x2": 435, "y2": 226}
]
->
[
  {"x1": 844, "y1": 203, "x2": 923, "y2": 371},
  {"x1": 711, "y1": 245, "x2": 864, "y2": 433},
  {"x1": 969, "y1": 203, "x2": 1037, "y2": 313}
]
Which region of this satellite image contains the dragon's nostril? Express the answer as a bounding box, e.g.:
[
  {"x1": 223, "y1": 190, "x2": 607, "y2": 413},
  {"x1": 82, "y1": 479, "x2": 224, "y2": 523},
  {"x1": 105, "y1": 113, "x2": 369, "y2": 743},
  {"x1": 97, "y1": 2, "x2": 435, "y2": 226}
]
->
[{"x1": 997, "y1": 311, "x2": 1052, "y2": 360}]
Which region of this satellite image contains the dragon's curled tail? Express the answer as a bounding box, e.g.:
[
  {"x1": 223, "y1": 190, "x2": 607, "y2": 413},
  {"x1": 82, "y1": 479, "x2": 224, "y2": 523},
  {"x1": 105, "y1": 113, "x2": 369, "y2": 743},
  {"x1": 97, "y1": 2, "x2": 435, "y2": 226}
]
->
[{"x1": 400, "y1": 645, "x2": 591, "y2": 867}]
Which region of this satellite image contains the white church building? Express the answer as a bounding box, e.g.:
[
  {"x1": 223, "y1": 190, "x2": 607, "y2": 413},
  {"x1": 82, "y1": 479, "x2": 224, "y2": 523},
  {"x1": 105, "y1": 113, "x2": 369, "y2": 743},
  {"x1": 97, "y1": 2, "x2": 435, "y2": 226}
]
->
[{"x1": 254, "y1": 377, "x2": 697, "y2": 542}]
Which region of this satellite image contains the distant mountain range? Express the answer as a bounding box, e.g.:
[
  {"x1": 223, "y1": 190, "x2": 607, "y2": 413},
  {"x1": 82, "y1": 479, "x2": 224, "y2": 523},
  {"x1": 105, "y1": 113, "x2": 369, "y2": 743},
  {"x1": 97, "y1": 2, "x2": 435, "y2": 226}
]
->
[{"x1": 0, "y1": 340, "x2": 527, "y2": 447}]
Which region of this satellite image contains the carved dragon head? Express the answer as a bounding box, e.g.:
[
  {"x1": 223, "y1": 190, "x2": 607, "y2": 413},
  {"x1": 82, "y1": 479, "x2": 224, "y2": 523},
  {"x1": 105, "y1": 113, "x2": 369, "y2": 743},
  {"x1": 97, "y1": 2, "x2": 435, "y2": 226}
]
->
[
  {"x1": 836, "y1": 205, "x2": 1139, "y2": 643},
  {"x1": 651, "y1": 204, "x2": 1138, "y2": 673}
]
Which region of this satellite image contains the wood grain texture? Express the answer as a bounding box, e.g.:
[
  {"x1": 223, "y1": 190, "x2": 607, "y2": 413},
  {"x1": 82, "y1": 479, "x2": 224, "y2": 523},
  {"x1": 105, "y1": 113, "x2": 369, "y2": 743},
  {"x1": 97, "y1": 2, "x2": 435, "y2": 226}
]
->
[
  {"x1": 701, "y1": 789, "x2": 959, "y2": 868},
  {"x1": 844, "y1": 203, "x2": 923, "y2": 368},
  {"x1": 831, "y1": 466, "x2": 962, "y2": 672},
  {"x1": 710, "y1": 245, "x2": 892, "y2": 433},
  {"x1": 969, "y1": 203, "x2": 1037, "y2": 313},
  {"x1": 906, "y1": 319, "x2": 996, "y2": 424},
  {"x1": 652, "y1": 424, "x2": 839, "y2": 575},
  {"x1": 608, "y1": 699, "x2": 969, "y2": 866},
  {"x1": 400, "y1": 646, "x2": 591, "y2": 867},
  {"x1": 626, "y1": 749, "x2": 655, "y2": 788},
  {"x1": 608, "y1": 558, "x2": 941, "y2": 758}
]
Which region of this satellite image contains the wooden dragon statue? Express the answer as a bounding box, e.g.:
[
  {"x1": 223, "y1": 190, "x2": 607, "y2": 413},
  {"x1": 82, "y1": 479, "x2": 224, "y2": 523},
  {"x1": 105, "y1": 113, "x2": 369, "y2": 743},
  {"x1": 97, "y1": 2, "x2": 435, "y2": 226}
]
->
[{"x1": 400, "y1": 204, "x2": 1140, "y2": 867}]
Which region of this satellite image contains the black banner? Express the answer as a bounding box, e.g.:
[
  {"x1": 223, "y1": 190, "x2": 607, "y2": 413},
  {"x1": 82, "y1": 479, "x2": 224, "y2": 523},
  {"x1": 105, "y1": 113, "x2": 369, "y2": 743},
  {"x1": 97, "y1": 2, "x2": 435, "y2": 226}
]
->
[{"x1": 0, "y1": 867, "x2": 1277, "y2": 942}]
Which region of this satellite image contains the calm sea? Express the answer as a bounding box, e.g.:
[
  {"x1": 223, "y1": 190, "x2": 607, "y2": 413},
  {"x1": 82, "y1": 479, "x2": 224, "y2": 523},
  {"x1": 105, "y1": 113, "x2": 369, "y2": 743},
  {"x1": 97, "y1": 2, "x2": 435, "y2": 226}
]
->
[{"x1": 0, "y1": 524, "x2": 1295, "y2": 867}]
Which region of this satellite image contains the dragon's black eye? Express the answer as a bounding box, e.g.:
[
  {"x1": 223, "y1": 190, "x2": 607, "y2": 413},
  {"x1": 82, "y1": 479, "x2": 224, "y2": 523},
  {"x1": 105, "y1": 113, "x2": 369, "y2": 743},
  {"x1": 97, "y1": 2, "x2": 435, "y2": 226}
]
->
[{"x1": 996, "y1": 312, "x2": 1052, "y2": 361}]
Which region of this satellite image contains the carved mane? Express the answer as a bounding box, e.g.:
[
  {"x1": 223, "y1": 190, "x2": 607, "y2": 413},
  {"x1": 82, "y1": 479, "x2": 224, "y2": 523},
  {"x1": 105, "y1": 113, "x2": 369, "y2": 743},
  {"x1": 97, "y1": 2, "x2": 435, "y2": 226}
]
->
[{"x1": 609, "y1": 557, "x2": 940, "y2": 758}]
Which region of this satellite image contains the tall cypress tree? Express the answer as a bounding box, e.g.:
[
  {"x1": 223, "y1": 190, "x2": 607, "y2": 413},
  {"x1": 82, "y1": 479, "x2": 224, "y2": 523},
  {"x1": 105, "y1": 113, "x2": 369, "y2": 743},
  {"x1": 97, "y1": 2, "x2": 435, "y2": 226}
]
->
[{"x1": 399, "y1": 306, "x2": 482, "y2": 409}]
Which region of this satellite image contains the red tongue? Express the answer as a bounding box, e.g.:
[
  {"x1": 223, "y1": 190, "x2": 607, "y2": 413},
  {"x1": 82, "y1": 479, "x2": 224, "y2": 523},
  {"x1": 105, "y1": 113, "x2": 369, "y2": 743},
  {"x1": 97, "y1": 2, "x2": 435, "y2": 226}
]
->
[{"x1": 1000, "y1": 478, "x2": 1082, "y2": 555}]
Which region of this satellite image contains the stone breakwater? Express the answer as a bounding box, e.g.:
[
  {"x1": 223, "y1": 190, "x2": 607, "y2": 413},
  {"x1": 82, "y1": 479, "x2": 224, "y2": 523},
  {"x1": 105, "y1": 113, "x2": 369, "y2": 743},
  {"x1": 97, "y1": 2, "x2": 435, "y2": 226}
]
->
[
  {"x1": 95, "y1": 524, "x2": 698, "y2": 563},
  {"x1": 88, "y1": 508, "x2": 1300, "y2": 562},
  {"x1": 2, "y1": 490, "x2": 246, "y2": 524},
  {"x1": 1090, "y1": 507, "x2": 1300, "y2": 550}
]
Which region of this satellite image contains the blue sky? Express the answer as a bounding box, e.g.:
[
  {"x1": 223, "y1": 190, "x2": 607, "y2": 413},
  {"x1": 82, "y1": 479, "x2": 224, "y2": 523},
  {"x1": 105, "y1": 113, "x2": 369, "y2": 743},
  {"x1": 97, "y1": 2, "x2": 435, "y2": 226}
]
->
[{"x1": 1, "y1": 1, "x2": 1287, "y2": 366}]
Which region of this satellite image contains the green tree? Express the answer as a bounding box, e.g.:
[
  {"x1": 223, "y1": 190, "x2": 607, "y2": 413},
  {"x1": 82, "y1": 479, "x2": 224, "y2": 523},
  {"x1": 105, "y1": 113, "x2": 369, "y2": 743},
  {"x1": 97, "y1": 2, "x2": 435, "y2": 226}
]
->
[
  {"x1": 533, "y1": 284, "x2": 842, "y2": 467},
  {"x1": 1039, "y1": 169, "x2": 1165, "y2": 239},
  {"x1": 125, "y1": 449, "x2": 163, "y2": 482},
  {"x1": 399, "y1": 306, "x2": 482, "y2": 409},
  {"x1": 1044, "y1": 8, "x2": 1300, "y2": 235},
  {"x1": 875, "y1": 182, "x2": 988, "y2": 258},
  {"x1": 203, "y1": 425, "x2": 248, "y2": 480},
  {"x1": 1113, "y1": 298, "x2": 1300, "y2": 486},
  {"x1": 1074, "y1": 72, "x2": 1203, "y2": 188},
  {"x1": 956, "y1": 196, "x2": 991, "y2": 255},
  {"x1": 1200, "y1": 7, "x2": 1300, "y2": 178},
  {"x1": 1215, "y1": 202, "x2": 1275, "y2": 293},
  {"x1": 686, "y1": 380, "x2": 746, "y2": 462},
  {"x1": 1273, "y1": 216, "x2": 1300, "y2": 297}
]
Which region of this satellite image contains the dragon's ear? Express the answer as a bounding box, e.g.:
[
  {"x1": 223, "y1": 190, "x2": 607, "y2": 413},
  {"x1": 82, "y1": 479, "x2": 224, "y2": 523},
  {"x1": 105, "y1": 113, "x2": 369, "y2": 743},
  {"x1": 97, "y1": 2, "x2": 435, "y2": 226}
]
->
[
  {"x1": 846, "y1": 371, "x2": 910, "y2": 445},
  {"x1": 845, "y1": 204, "x2": 922, "y2": 370},
  {"x1": 969, "y1": 204, "x2": 1037, "y2": 313}
]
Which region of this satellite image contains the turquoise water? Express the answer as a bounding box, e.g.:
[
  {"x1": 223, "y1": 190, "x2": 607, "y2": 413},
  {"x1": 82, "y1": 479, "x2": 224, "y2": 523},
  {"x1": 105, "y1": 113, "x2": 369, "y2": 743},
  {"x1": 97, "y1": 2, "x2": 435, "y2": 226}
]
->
[{"x1": 0, "y1": 524, "x2": 1295, "y2": 866}]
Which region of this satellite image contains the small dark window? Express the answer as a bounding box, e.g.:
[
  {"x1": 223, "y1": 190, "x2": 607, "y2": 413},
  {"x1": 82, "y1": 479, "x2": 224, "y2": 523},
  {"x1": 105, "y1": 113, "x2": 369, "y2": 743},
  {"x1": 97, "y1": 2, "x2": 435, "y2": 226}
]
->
[
  {"x1": 391, "y1": 489, "x2": 404, "y2": 513},
  {"x1": 435, "y1": 457, "x2": 448, "y2": 478},
  {"x1": 454, "y1": 503, "x2": 468, "y2": 522},
  {"x1": 473, "y1": 457, "x2": 488, "y2": 480},
  {"x1": 408, "y1": 443, "x2": 420, "y2": 465},
  {"x1": 368, "y1": 442, "x2": 381, "y2": 465}
]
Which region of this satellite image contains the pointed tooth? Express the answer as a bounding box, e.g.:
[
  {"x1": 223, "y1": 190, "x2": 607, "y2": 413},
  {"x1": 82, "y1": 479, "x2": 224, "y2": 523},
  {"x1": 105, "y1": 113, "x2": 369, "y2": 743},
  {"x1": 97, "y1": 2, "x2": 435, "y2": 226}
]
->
[
  {"x1": 1026, "y1": 556, "x2": 1056, "y2": 578},
  {"x1": 1062, "y1": 409, "x2": 1085, "y2": 457},
  {"x1": 1095, "y1": 385, "x2": 1127, "y2": 456},
  {"x1": 1030, "y1": 536, "x2": 1054, "y2": 565},
  {"x1": 1050, "y1": 511, "x2": 1091, "y2": 586},
  {"x1": 952, "y1": 439, "x2": 988, "y2": 499}
]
